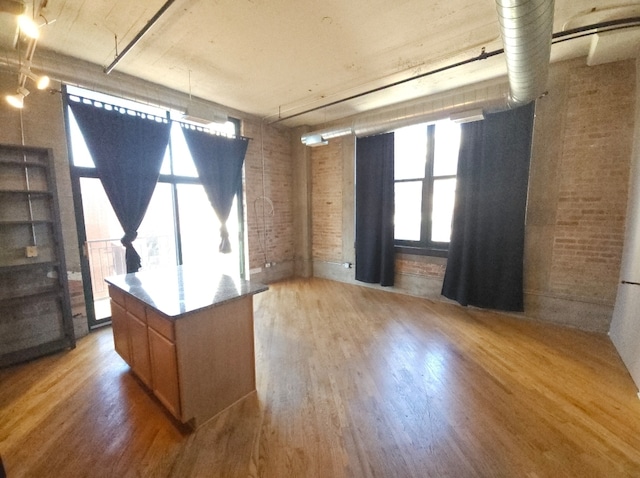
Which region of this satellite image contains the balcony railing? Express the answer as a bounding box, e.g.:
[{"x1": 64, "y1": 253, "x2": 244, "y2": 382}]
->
[{"x1": 86, "y1": 235, "x2": 175, "y2": 300}]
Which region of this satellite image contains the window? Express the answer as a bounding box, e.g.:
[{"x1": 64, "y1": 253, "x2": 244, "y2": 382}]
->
[
  {"x1": 394, "y1": 120, "x2": 461, "y2": 256},
  {"x1": 64, "y1": 85, "x2": 245, "y2": 326}
]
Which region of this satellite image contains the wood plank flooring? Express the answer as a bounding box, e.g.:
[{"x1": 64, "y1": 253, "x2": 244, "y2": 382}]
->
[{"x1": 2, "y1": 278, "x2": 640, "y2": 477}]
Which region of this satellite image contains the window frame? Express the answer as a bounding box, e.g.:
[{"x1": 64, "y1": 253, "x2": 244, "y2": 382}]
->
[
  {"x1": 63, "y1": 85, "x2": 245, "y2": 328},
  {"x1": 394, "y1": 123, "x2": 456, "y2": 258}
]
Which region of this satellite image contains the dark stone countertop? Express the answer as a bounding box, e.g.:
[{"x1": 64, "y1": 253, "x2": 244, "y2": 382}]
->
[{"x1": 105, "y1": 264, "x2": 268, "y2": 318}]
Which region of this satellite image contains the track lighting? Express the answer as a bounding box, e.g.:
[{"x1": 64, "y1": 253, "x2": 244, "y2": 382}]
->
[
  {"x1": 2, "y1": 4, "x2": 51, "y2": 109},
  {"x1": 17, "y1": 14, "x2": 40, "y2": 39},
  {"x1": 20, "y1": 67, "x2": 50, "y2": 90},
  {"x1": 6, "y1": 86, "x2": 30, "y2": 109}
]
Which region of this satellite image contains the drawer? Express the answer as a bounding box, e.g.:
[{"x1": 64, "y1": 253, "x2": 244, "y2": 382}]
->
[
  {"x1": 108, "y1": 286, "x2": 126, "y2": 307},
  {"x1": 125, "y1": 294, "x2": 147, "y2": 322},
  {"x1": 147, "y1": 309, "x2": 175, "y2": 342}
]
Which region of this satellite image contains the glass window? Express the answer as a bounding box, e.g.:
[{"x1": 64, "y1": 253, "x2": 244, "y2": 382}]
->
[
  {"x1": 80, "y1": 178, "x2": 177, "y2": 320},
  {"x1": 431, "y1": 178, "x2": 457, "y2": 243},
  {"x1": 394, "y1": 123, "x2": 428, "y2": 180},
  {"x1": 167, "y1": 124, "x2": 198, "y2": 177},
  {"x1": 393, "y1": 119, "x2": 461, "y2": 255},
  {"x1": 65, "y1": 85, "x2": 244, "y2": 327},
  {"x1": 67, "y1": 109, "x2": 95, "y2": 168},
  {"x1": 394, "y1": 181, "x2": 423, "y2": 241},
  {"x1": 433, "y1": 121, "x2": 461, "y2": 177}
]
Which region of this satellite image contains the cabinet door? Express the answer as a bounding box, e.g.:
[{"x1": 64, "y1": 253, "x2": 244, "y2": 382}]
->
[
  {"x1": 148, "y1": 327, "x2": 181, "y2": 419},
  {"x1": 110, "y1": 300, "x2": 131, "y2": 365},
  {"x1": 128, "y1": 312, "x2": 152, "y2": 388}
]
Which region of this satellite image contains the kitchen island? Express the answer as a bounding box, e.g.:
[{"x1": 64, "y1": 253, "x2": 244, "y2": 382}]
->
[{"x1": 105, "y1": 265, "x2": 268, "y2": 429}]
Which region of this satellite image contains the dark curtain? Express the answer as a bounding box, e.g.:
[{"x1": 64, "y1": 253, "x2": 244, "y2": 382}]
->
[
  {"x1": 181, "y1": 128, "x2": 249, "y2": 253},
  {"x1": 69, "y1": 101, "x2": 171, "y2": 273},
  {"x1": 355, "y1": 133, "x2": 395, "y2": 286},
  {"x1": 442, "y1": 102, "x2": 535, "y2": 311}
]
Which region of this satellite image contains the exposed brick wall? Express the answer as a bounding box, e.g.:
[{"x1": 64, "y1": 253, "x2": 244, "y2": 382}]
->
[
  {"x1": 548, "y1": 61, "x2": 635, "y2": 303},
  {"x1": 67, "y1": 277, "x2": 89, "y2": 337},
  {"x1": 396, "y1": 255, "x2": 446, "y2": 278},
  {"x1": 308, "y1": 59, "x2": 635, "y2": 331},
  {"x1": 311, "y1": 137, "x2": 344, "y2": 262},
  {"x1": 310, "y1": 135, "x2": 446, "y2": 275},
  {"x1": 243, "y1": 121, "x2": 294, "y2": 271}
]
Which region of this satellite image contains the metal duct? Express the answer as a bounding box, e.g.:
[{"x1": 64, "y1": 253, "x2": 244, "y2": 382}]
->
[
  {"x1": 496, "y1": 0, "x2": 554, "y2": 105},
  {"x1": 301, "y1": 82, "x2": 510, "y2": 145},
  {"x1": 302, "y1": 0, "x2": 554, "y2": 146}
]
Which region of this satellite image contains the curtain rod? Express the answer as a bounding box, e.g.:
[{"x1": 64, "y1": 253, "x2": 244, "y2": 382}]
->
[
  {"x1": 68, "y1": 93, "x2": 252, "y2": 140},
  {"x1": 270, "y1": 17, "x2": 640, "y2": 124}
]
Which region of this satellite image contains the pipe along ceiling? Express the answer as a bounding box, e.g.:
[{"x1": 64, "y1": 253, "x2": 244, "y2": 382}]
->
[{"x1": 302, "y1": 0, "x2": 555, "y2": 146}]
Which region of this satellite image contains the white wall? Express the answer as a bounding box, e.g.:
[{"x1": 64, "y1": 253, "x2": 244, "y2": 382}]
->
[{"x1": 609, "y1": 55, "x2": 640, "y2": 392}]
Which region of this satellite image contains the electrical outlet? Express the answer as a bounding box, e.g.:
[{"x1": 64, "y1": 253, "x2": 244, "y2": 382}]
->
[{"x1": 25, "y1": 246, "x2": 38, "y2": 258}]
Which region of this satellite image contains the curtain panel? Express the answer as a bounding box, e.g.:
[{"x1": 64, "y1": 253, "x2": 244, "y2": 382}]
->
[
  {"x1": 68, "y1": 100, "x2": 171, "y2": 273},
  {"x1": 181, "y1": 128, "x2": 249, "y2": 253},
  {"x1": 441, "y1": 102, "x2": 535, "y2": 311},
  {"x1": 355, "y1": 133, "x2": 395, "y2": 286}
]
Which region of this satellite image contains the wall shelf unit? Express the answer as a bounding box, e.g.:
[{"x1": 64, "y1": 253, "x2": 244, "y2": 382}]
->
[{"x1": 0, "y1": 144, "x2": 75, "y2": 367}]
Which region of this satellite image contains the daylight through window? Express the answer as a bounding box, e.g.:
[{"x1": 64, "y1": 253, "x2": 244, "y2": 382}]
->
[
  {"x1": 65, "y1": 85, "x2": 244, "y2": 325},
  {"x1": 394, "y1": 120, "x2": 461, "y2": 256}
]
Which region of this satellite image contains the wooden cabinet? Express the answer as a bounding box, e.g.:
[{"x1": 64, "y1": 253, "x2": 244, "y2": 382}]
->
[
  {"x1": 127, "y1": 311, "x2": 152, "y2": 388},
  {"x1": 107, "y1": 274, "x2": 263, "y2": 429},
  {"x1": 108, "y1": 285, "x2": 180, "y2": 417},
  {"x1": 0, "y1": 145, "x2": 75, "y2": 367},
  {"x1": 148, "y1": 326, "x2": 180, "y2": 418},
  {"x1": 109, "y1": 300, "x2": 130, "y2": 364}
]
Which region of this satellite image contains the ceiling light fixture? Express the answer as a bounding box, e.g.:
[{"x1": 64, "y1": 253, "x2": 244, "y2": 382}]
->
[
  {"x1": 182, "y1": 102, "x2": 228, "y2": 125},
  {"x1": 20, "y1": 67, "x2": 50, "y2": 90},
  {"x1": 17, "y1": 14, "x2": 40, "y2": 39},
  {"x1": 301, "y1": 133, "x2": 328, "y2": 147},
  {"x1": 6, "y1": 86, "x2": 30, "y2": 109}
]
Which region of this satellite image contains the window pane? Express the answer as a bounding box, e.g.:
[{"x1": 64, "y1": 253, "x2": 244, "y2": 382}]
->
[
  {"x1": 433, "y1": 120, "x2": 461, "y2": 177},
  {"x1": 136, "y1": 183, "x2": 178, "y2": 270},
  {"x1": 431, "y1": 178, "x2": 457, "y2": 243},
  {"x1": 68, "y1": 110, "x2": 95, "y2": 167},
  {"x1": 394, "y1": 123, "x2": 428, "y2": 180},
  {"x1": 177, "y1": 184, "x2": 241, "y2": 276},
  {"x1": 170, "y1": 125, "x2": 199, "y2": 177},
  {"x1": 80, "y1": 178, "x2": 177, "y2": 319},
  {"x1": 160, "y1": 142, "x2": 172, "y2": 175},
  {"x1": 394, "y1": 181, "x2": 423, "y2": 241}
]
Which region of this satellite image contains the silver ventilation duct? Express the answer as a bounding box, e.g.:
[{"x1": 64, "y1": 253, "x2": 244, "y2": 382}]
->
[
  {"x1": 302, "y1": 0, "x2": 554, "y2": 146},
  {"x1": 496, "y1": 0, "x2": 554, "y2": 105}
]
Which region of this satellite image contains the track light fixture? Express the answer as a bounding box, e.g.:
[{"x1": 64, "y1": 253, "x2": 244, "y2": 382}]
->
[
  {"x1": 17, "y1": 13, "x2": 39, "y2": 39},
  {"x1": 6, "y1": 86, "x2": 30, "y2": 109},
  {"x1": 20, "y1": 67, "x2": 50, "y2": 90},
  {"x1": 3, "y1": 2, "x2": 52, "y2": 109}
]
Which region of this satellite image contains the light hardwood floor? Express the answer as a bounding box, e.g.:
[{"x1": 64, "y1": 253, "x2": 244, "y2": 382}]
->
[{"x1": 2, "y1": 278, "x2": 640, "y2": 477}]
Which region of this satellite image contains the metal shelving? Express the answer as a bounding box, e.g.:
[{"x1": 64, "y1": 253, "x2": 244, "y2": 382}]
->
[{"x1": 0, "y1": 144, "x2": 75, "y2": 367}]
